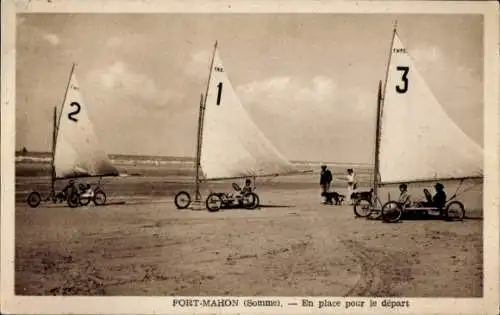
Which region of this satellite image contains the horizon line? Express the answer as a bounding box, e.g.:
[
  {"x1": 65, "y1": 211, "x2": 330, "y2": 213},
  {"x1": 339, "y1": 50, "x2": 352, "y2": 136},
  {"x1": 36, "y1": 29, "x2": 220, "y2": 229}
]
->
[{"x1": 14, "y1": 149, "x2": 374, "y2": 166}]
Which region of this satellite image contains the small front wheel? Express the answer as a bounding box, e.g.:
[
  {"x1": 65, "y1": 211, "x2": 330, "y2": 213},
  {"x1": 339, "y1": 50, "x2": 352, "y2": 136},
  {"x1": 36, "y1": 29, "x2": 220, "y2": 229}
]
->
[
  {"x1": 353, "y1": 199, "x2": 372, "y2": 217},
  {"x1": 444, "y1": 201, "x2": 465, "y2": 221},
  {"x1": 174, "y1": 191, "x2": 191, "y2": 209},
  {"x1": 27, "y1": 191, "x2": 41, "y2": 208},
  {"x1": 206, "y1": 193, "x2": 222, "y2": 212},
  {"x1": 381, "y1": 201, "x2": 403, "y2": 223},
  {"x1": 93, "y1": 190, "x2": 107, "y2": 206}
]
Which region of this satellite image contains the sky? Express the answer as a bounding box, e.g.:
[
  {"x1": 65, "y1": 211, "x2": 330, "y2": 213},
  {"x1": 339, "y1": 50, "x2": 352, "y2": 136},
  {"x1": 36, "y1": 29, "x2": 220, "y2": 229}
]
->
[{"x1": 15, "y1": 13, "x2": 483, "y2": 164}]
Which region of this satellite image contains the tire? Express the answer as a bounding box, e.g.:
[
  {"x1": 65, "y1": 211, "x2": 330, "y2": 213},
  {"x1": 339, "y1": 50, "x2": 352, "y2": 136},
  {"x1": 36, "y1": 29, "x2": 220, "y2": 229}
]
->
[
  {"x1": 242, "y1": 192, "x2": 259, "y2": 209},
  {"x1": 93, "y1": 190, "x2": 107, "y2": 206},
  {"x1": 174, "y1": 191, "x2": 191, "y2": 209},
  {"x1": 27, "y1": 191, "x2": 41, "y2": 208},
  {"x1": 381, "y1": 201, "x2": 403, "y2": 223},
  {"x1": 206, "y1": 193, "x2": 222, "y2": 212},
  {"x1": 79, "y1": 194, "x2": 92, "y2": 206},
  {"x1": 353, "y1": 198, "x2": 372, "y2": 217},
  {"x1": 444, "y1": 201, "x2": 465, "y2": 221},
  {"x1": 67, "y1": 191, "x2": 80, "y2": 208}
]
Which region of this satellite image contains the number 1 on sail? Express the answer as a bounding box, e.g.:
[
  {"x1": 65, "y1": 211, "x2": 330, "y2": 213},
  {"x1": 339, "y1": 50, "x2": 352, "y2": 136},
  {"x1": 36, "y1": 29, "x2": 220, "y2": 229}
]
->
[{"x1": 216, "y1": 82, "x2": 223, "y2": 105}]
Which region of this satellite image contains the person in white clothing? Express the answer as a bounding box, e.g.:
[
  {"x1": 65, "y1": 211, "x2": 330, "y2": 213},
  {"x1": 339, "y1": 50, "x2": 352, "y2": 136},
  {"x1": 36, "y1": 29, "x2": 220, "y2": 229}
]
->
[{"x1": 346, "y1": 168, "x2": 357, "y2": 205}]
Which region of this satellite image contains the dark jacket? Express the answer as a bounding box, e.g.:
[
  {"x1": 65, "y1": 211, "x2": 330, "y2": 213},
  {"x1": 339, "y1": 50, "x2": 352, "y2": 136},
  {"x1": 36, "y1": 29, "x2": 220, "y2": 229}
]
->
[
  {"x1": 320, "y1": 169, "x2": 333, "y2": 185},
  {"x1": 433, "y1": 191, "x2": 447, "y2": 209}
]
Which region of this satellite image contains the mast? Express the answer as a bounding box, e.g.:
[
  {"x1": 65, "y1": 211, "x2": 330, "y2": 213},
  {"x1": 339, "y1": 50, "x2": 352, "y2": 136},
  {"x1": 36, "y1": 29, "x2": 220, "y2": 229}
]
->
[
  {"x1": 382, "y1": 21, "x2": 398, "y2": 100},
  {"x1": 50, "y1": 106, "x2": 57, "y2": 194},
  {"x1": 194, "y1": 93, "x2": 205, "y2": 202},
  {"x1": 373, "y1": 80, "x2": 382, "y2": 199},
  {"x1": 193, "y1": 41, "x2": 218, "y2": 202},
  {"x1": 374, "y1": 21, "x2": 398, "y2": 200},
  {"x1": 52, "y1": 62, "x2": 76, "y2": 184}
]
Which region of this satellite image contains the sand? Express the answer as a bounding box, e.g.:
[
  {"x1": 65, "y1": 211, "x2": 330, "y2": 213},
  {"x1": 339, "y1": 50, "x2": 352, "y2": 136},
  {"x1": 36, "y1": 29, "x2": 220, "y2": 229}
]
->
[{"x1": 14, "y1": 169, "x2": 483, "y2": 297}]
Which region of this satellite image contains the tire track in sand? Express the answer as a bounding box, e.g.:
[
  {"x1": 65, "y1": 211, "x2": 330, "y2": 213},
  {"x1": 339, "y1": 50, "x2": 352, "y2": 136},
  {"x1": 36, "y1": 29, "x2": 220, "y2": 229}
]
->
[{"x1": 341, "y1": 239, "x2": 416, "y2": 297}]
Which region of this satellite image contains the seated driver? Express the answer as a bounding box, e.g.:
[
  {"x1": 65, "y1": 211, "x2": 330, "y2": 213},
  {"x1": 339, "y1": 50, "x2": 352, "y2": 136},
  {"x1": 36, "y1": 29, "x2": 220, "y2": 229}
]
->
[
  {"x1": 431, "y1": 183, "x2": 447, "y2": 209},
  {"x1": 419, "y1": 183, "x2": 447, "y2": 209},
  {"x1": 241, "y1": 178, "x2": 253, "y2": 194},
  {"x1": 234, "y1": 179, "x2": 253, "y2": 201},
  {"x1": 81, "y1": 184, "x2": 93, "y2": 198}
]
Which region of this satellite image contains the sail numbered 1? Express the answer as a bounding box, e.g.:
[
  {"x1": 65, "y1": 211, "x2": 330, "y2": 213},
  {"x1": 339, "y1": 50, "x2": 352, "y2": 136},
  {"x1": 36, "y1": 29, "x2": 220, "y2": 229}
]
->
[{"x1": 200, "y1": 46, "x2": 297, "y2": 180}]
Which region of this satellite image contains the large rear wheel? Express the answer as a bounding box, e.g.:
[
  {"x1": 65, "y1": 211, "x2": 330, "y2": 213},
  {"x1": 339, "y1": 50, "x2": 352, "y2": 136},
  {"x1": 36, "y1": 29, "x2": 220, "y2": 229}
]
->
[
  {"x1": 174, "y1": 191, "x2": 191, "y2": 209},
  {"x1": 242, "y1": 192, "x2": 260, "y2": 209},
  {"x1": 27, "y1": 191, "x2": 41, "y2": 208},
  {"x1": 206, "y1": 193, "x2": 222, "y2": 212},
  {"x1": 444, "y1": 201, "x2": 465, "y2": 221},
  {"x1": 381, "y1": 201, "x2": 403, "y2": 223},
  {"x1": 353, "y1": 199, "x2": 372, "y2": 217},
  {"x1": 79, "y1": 192, "x2": 92, "y2": 206},
  {"x1": 93, "y1": 190, "x2": 107, "y2": 206}
]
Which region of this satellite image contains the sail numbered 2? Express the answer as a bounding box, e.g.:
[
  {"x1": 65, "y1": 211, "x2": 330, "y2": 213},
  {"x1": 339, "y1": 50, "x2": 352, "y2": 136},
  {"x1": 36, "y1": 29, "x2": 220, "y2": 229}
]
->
[{"x1": 53, "y1": 65, "x2": 119, "y2": 179}]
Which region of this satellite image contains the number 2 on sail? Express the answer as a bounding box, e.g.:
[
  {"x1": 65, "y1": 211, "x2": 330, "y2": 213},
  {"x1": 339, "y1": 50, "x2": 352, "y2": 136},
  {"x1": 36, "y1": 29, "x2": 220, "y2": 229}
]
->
[
  {"x1": 396, "y1": 66, "x2": 409, "y2": 94},
  {"x1": 68, "y1": 102, "x2": 81, "y2": 122},
  {"x1": 216, "y1": 82, "x2": 223, "y2": 105}
]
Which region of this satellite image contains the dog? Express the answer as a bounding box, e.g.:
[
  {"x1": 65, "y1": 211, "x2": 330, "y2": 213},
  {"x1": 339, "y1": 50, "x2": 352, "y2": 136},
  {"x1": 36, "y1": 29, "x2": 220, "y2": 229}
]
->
[
  {"x1": 350, "y1": 188, "x2": 374, "y2": 203},
  {"x1": 321, "y1": 191, "x2": 345, "y2": 205}
]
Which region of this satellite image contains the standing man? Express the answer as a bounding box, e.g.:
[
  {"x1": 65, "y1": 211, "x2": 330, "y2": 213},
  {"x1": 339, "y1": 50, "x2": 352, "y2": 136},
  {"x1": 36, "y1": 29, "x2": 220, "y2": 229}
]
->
[{"x1": 320, "y1": 164, "x2": 333, "y2": 203}]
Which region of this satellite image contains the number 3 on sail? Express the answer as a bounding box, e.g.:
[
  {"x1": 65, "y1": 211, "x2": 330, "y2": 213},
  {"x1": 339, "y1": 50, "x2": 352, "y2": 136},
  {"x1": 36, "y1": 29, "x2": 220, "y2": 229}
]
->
[{"x1": 395, "y1": 66, "x2": 409, "y2": 94}]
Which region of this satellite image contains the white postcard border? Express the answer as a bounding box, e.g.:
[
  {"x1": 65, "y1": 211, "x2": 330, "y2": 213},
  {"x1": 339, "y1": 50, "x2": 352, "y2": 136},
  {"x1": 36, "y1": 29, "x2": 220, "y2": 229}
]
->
[{"x1": 1, "y1": 1, "x2": 498, "y2": 314}]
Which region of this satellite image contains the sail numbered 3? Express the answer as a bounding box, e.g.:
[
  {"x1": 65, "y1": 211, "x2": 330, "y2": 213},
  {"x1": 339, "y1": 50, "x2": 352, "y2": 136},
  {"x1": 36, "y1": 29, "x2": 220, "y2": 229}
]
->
[{"x1": 378, "y1": 32, "x2": 483, "y2": 184}]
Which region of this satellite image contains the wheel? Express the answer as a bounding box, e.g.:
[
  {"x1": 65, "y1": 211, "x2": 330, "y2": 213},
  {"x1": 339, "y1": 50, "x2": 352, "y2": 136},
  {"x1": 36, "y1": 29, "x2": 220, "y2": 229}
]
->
[
  {"x1": 27, "y1": 191, "x2": 41, "y2": 208},
  {"x1": 381, "y1": 201, "x2": 403, "y2": 223},
  {"x1": 93, "y1": 190, "x2": 107, "y2": 206},
  {"x1": 79, "y1": 192, "x2": 92, "y2": 206},
  {"x1": 174, "y1": 191, "x2": 191, "y2": 209},
  {"x1": 67, "y1": 191, "x2": 80, "y2": 208},
  {"x1": 79, "y1": 197, "x2": 91, "y2": 206},
  {"x1": 242, "y1": 192, "x2": 259, "y2": 209},
  {"x1": 444, "y1": 201, "x2": 465, "y2": 221},
  {"x1": 206, "y1": 193, "x2": 222, "y2": 212},
  {"x1": 249, "y1": 193, "x2": 260, "y2": 209},
  {"x1": 353, "y1": 198, "x2": 372, "y2": 217}
]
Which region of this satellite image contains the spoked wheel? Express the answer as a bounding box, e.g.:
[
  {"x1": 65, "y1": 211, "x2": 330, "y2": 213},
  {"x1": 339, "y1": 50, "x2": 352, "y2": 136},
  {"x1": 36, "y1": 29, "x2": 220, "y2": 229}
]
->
[
  {"x1": 444, "y1": 201, "x2": 465, "y2": 221},
  {"x1": 27, "y1": 191, "x2": 42, "y2": 208},
  {"x1": 353, "y1": 199, "x2": 372, "y2": 217},
  {"x1": 79, "y1": 193, "x2": 92, "y2": 206},
  {"x1": 174, "y1": 191, "x2": 191, "y2": 209},
  {"x1": 93, "y1": 190, "x2": 107, "y2": 206},
  {"x1": 206, "y1": 193, "x2": 222, "y2": 212},
  {"x1": 67, "y1": 191, "x2": 80, "y2": 208},
  {"x1": 381, "y1": 201, "x2": 403, "y2": 223},
  {"x1": 242, "y1": 192, "x2": 260, "y2": 209}
]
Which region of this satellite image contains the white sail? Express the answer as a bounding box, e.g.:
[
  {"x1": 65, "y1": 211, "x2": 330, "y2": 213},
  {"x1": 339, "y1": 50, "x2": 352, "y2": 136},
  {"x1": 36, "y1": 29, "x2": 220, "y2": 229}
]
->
[
  {"x1": 378, "y1": 32, "x2": 483, "y2": 183},
  {"x1": 53, "y1": 67, "x2": 119, "y2": 179},
  {"x1": 200, "y1": 47, "x2": 296, "y2": 179}
]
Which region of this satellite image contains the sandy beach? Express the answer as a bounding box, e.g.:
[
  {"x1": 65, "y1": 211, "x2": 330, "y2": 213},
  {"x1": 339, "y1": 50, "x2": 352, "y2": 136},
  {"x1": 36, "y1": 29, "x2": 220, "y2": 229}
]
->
[{"x1": 14, "y1": 161, "x2": 483, "y2": 297}]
